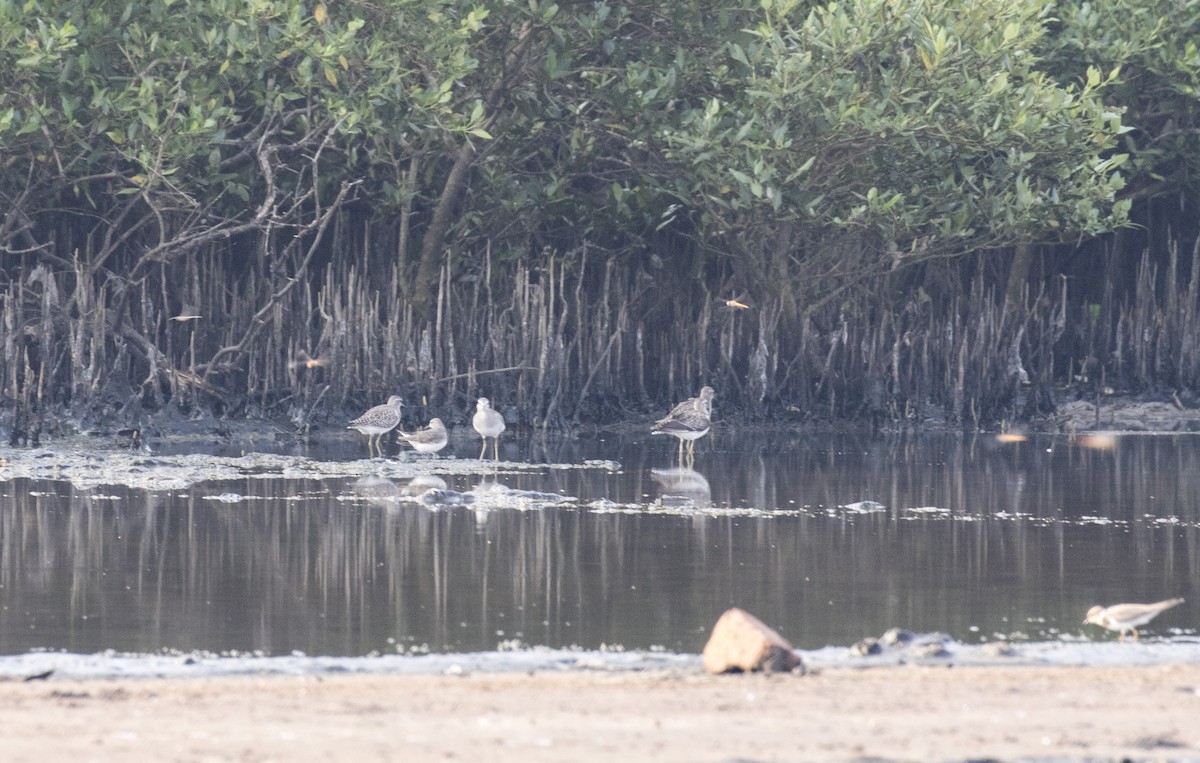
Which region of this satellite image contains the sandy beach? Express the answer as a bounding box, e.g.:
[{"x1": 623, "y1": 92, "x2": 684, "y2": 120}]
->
[{"x1": 1, "y1": 662, "x2": 1198, "y2": 762}]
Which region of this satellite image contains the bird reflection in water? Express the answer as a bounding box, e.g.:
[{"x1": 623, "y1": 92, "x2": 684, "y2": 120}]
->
[
  {"x1": 404, "y1": 475, "x2": 479, "y2": 511},
  {"x1": 402, "y1": 475, "x2": 450, "y2": 498},
  {"x1": 350, "y1": 476, "x2": 401, "y2": 508},
  {"x1": 650, "y1": 466, "x2": 711, "y2": 509},
  {"x1": 351, "y1": 475, "x2": 457, "y2": 510}
]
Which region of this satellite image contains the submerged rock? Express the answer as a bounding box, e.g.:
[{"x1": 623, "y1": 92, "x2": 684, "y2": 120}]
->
[
  {"x1": 419, "y1": 488, "x2": 475, "y2": 506},
  {"x1": 981, "y1": 641, "x2": 1017, "y2": 658},
  {"x1": 402, "y1": 475, "x2": 449, "y2": 496},
  {"x1": 468, "y1": 482, "x2": 575, "y2": 510},
  {"x1": 847, "y1": 628, "x2": 953, "y2": 662},
  {"x1": 849, "y1": 638, "x2": 883, "y2": 657},
  {"x1": 880, "y1": 627, "x2": 915, "y2": 646},
  {"x1": 911, "y1": 641, "x2": 951, "y2": 659}
]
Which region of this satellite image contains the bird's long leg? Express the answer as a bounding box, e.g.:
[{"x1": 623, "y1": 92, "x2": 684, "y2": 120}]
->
[
  {"x1": 493, "y1": 436, "x2": 500, "y2": 460},
  {"x1": 479, "y1": 439, "x2": 487, "y2": 459},
  {"x1": 1132, "y1": 628, "x2": 1140, "y2": 641},
  {"x1": 676, "y1": 438, "x2": 684, "y2": 463}
]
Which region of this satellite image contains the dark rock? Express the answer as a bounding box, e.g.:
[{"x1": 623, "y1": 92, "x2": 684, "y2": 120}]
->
[
  {"x1": 911, "y1": 641, "x2": 951, "y2": 658},
  {"x1": 880, "y1": 627, "x2": 915, "y2": 646},
  {"x1": 420, "y1": 489, "x2": 474, "y2": 506},
  {"x1": 849, "y1": 637, "x2": 883, "y2": 656}
]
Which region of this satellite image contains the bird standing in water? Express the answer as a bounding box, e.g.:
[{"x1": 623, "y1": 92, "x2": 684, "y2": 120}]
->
[
  {"x1": 652, "y1": 386, "x2": 714, "y2": 465},
  {"x1": 397, "y1": 417, "x2": 449, "y2": 455},
  {"x1": 472, "y1": 397, "x2": 505, "y2": 460},
  {"x1": 1084, "y1": 598, "x2": 1184, "y2": 641},
  {"x1": 347, "y1": 395, "x2": 404, "y2": 457}
]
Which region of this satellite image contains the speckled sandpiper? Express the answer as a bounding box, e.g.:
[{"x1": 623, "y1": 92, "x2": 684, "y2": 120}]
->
[
  {"x1": 1084, "y1": 598, "x2": 1184, "y2": 641},
  {"x1": 397, "y1": 417, "x2": 449, "y2": 455},
  {"x1": 472, "y1": 397, "x2": 506, "y2": 460},
  {"x1": 652, "y1": 386, "x2": 714, "y2": 463},
  {"x1": 347, "y1": 395, "x2": 404, "y2": 457}
]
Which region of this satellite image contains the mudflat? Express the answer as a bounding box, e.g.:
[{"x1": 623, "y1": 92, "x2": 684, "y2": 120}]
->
[{"x1": 1, "y1": 663, "x2": 1198, "y2": 762}]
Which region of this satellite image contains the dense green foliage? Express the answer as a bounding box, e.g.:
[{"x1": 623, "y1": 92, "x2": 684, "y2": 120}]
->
[
  {"x1": 0, "y1": 0, "x2": 1196, "y2": 430},
  {"x1": 0, "y1": 0, "x2": 483, "y2": 257},
  {"x1": 1040, "y1": 0, "x2": 1200, "y2": 199},
  {"x1": 656, "y1": 0, "x2": 1131, "y2": 313}
]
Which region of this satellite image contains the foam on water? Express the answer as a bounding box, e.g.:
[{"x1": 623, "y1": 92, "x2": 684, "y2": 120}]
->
[
  {"x1": 0, "y1": 447, "x2": 603, "y2": 491},
  {"x1": 0, "y1": 648, "x2": 701, "y2": 681},
  {"x1": 3, "y1": 638, "x2": 1199, "y2": 681}
]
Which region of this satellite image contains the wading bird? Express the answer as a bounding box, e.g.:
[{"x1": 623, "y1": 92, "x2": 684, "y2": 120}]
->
[
  {"x1": 472, "y1": 398, "x2": 505, "y2": 460},
  {"x1": 652, "y1": 386, "x2": 714, "y2": 465},
  {"x1": 1084, "y1": 598, "x2": 1184, "y2": 641},
  {"x1": 397, "y1": 417, "x2": 449, "y2": 455},
  {"x1": 347, "y1": 395, "x2": 404, "y2": 457}
]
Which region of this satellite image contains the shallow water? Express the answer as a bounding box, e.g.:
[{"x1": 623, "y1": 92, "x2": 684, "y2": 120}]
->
[{"x1": 1, "y1": 429, "x2": 1197, "y2": 661}]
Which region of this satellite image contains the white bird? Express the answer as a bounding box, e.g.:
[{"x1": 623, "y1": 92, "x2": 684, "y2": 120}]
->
[
  {"x1": 472, "y1": 397, "x2": 506, "y2": 460},
  {"x1": 1084, "y1": 598, "x2": 1184, "y2": 641},
  {"x1": 397, "y1": 417, "x2": 449, "y2": 455},
  {"x1": 347, "y1": 395, "x2": 404, "y2": 457}
]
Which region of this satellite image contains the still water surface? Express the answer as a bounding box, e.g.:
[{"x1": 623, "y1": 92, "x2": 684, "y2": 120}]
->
[{"x1": 1, "y1": 431, "x2": 1197, "y2": 656}]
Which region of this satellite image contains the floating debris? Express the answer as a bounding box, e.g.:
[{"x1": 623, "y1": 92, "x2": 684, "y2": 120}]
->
[
  {"x1": 418, "y1": 488, "x2": 475, "y2": 506},
  {"x1": 203, "y1": 493, "x2": 250, "y2": 504},
  {"x1": 402, "y1": 475, "x2": 449, "y2": 496},
  {"x1": 469, "y1": 482, "x2": 575, "y2": 510},
  {"x1": 838, "y1": 500, "x2": 886, "y2": 513},
  {"x1": 0, "y1": 446, "x2": 580, "y2": 491},
  {"x1": 903, "y1": 506, "x2": 953, "y2": 517},
  {"x1": 845, "y1": 629, "x2": 953, "y2": 662},
  {"x1": 585, "y1": 498, "x2": 642, "y2": 513}
]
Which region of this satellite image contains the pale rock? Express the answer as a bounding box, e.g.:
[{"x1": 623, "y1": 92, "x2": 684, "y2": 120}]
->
[{"x1": 702, "y1": 608, "x2": 803, "y2": 674}]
